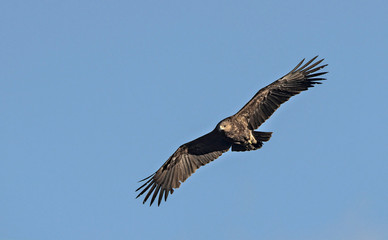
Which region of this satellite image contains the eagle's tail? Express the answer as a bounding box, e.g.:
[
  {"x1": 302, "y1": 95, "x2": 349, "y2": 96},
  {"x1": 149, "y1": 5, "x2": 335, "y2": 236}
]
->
[
  {"x1": 253, "y1": 131, "x2": 272, "y2": 142},
  {"x1": 251, "y1": 131, "x2": 272, "y2": 149},
  {"x1": 231, "y1": 131, "x2": 272, "y2": 152}
]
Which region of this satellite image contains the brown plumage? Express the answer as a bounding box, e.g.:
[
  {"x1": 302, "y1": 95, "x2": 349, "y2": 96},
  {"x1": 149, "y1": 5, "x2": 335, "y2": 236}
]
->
[{"x1": 136, "y1": 56, "x2": 328, "y2": 206}]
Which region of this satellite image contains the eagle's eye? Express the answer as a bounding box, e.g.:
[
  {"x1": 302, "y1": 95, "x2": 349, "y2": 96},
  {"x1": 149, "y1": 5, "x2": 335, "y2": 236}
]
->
[{"x1": 218, "y1": 121, "x2": 229, "y2": 131}]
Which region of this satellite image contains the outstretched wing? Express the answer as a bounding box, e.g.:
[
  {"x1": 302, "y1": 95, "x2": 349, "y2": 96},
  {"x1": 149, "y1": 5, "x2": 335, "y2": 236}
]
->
[
  {"x1": 136, "y1": 130, "x2": 231, "y2": 206},
  {"x1": 234, "y1": 56, "x2": 328, "y2": 130}
]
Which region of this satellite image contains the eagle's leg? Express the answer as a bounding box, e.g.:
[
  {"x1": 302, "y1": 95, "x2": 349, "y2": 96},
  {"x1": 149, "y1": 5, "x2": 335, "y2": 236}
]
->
[{"x1": 231, "y1": 131, "x2": 273, "y2": 152}]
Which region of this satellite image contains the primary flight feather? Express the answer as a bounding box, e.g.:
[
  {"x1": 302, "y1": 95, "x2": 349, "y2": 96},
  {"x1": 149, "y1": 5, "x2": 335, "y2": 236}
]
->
[{"x1": 136, "y1": 56, "x2": 328, "y2": 206}]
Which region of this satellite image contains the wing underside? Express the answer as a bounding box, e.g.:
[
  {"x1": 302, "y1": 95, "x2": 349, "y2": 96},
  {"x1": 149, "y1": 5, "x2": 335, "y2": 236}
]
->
[{"x1": 136, "y1": 130, "x2": 231, "y2": 206}]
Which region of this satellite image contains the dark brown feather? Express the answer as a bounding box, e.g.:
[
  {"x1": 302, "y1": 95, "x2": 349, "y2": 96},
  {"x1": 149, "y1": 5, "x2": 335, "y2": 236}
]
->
[
  {"x1": 136, "y1": 129, "x2": 231, "y2": 206},
  {"x1": 234, "y1": 56, "x2": 327, "y2": 130}
]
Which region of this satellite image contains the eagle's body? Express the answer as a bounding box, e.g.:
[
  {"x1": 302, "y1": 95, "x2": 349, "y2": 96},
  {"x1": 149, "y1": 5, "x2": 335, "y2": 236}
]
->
[
  {"x1": 136, "y1": 56, "x2": 328, "y2": 206},
  {"x1": 217, "y1": 116, "x2": 271, "y2": 151}
]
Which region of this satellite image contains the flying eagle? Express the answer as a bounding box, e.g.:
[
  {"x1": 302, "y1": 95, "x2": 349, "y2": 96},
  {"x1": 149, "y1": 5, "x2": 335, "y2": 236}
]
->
[{"x1": 136, "y1": 56, "x2": 328, "y2": 206}]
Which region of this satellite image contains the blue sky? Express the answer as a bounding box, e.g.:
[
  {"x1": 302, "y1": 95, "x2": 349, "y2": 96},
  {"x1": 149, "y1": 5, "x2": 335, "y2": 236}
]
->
[{"x1": 1, "y1": 1, "x2": 388, "y2": 239}]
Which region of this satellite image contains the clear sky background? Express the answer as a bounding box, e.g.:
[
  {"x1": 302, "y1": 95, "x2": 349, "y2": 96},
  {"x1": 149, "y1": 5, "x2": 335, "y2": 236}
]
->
[{"x1": 1, "y1": 1, "x2": 388, "y2": 240}]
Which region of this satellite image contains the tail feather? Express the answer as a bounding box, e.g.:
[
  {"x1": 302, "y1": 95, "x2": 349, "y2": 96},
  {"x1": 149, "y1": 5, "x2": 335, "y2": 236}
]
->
[{"x1": 253, "y1": 131, "x2": 272, "y2": 142}]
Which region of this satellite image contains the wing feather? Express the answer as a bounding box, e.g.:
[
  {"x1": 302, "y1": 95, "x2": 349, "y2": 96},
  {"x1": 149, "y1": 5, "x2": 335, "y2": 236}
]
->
[
  {"x1": 234, "y1": 56, "x2": 328, "y2": 130},
  {"x1": 136, "y1": 129, "x2": 231, "y2": 206}
]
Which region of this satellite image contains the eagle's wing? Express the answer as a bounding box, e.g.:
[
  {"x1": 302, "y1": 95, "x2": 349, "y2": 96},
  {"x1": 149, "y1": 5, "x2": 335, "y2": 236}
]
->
[
  {"x1": 136, "y1": 130, "x2": 231, "y2": 206},
  {"x1": 234, "y1": 56, "x2": 328, "y2": 130}
]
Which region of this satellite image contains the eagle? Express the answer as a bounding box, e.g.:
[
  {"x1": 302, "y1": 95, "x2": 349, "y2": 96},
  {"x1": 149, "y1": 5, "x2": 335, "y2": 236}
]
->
[{"x1": 136, "y1": 56, "x2": 328, "y2": 206}]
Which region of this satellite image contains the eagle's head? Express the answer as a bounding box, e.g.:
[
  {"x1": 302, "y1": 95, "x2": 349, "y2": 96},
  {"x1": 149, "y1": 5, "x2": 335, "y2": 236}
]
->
[{"x1": 217, "y1": 118, "x2": 232, "y2": 132}]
